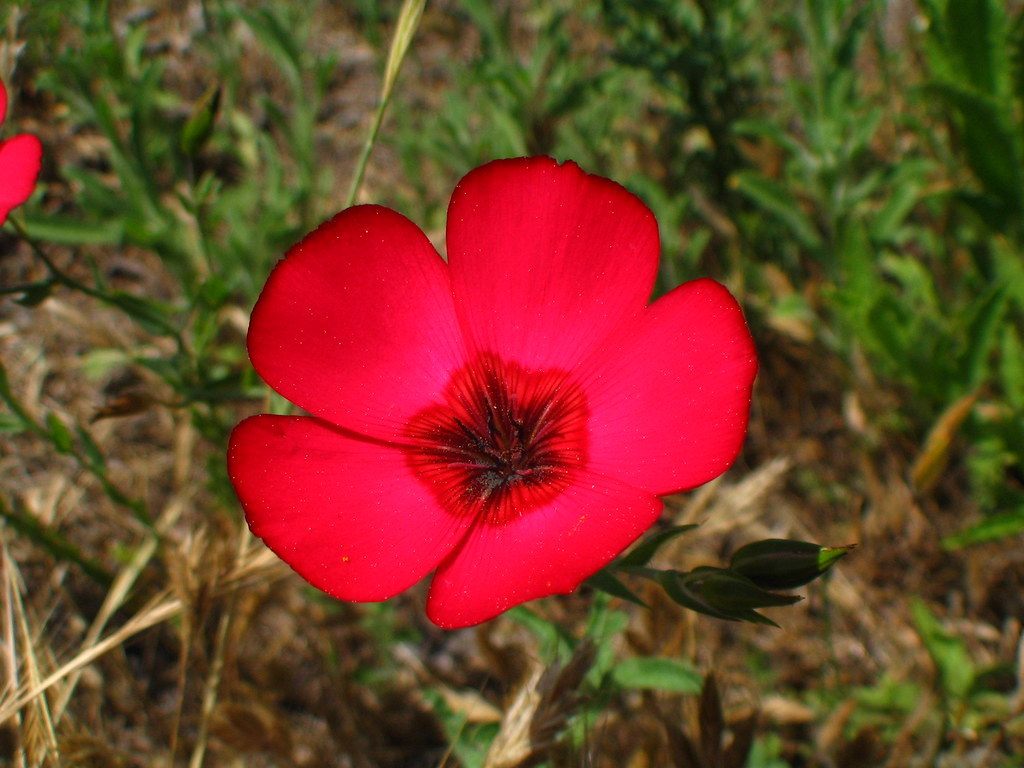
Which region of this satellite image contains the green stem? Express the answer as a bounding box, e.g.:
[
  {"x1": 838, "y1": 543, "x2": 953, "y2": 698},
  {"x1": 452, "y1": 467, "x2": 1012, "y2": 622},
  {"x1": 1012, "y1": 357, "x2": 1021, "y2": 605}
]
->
[
  {"x1": 8, "y1": 215, "x2": 189, "y2": 357},
  {"x1": 344, "y1": 0, "x2": 427, "y2": 207},
  {"x1": 0, "y1": 496, "x2": 114, "y2": 587},
  {"x1": 345, "y1": 100, "x2": 389, "y2": 209}
]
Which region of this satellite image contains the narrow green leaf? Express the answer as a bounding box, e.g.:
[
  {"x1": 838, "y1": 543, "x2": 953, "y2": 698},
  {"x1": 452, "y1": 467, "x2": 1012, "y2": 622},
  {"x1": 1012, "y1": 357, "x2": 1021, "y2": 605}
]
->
[
  {"x1": 1000, "y1": 325, "x2": 1024, "y2": 409},
  {"x1": 46, "y1": 413, "x2": 74, "y2": 455},
  {"x1": 658, "y1": 568, "x2": 795, "y2": 626},
  {"x1": 76, "y1": 425, "x2": 107, "y2": 471},
  {"x1": 870, "y1": 160, "x2": 931, "y2": 243},
  {"x1": 13, "y1": 281, "x2": 54, "y2": 307},
  {"x1": 659, "y1": 569, "x2": 735, "y2": 621},
  {"x1": 507, "y1": 606, "x2": 572, "y2": 652},
  {"x1": 911, "y1": 599, "x2": 975, "y2": 700},
  {"x1": 732, "y1": 171, "x2": 823, "y2": 251},
  {"x1": 0, "y1": 414, "x2": 27, "y2": 434},
  {"x1": 180, "y1": 83, "x2": 221, "y2": 158},
  {"x1": 239, "y1": 8, "x2": 303, "y2": 84},
  {"x1": 618, "y1": 524, "x2": 699, "y2": 568},
  {"x1": 611, "y1": 657, "x2": 703, "y2": 694},
  {"x1": 684, "y1": 566, "x2": 803, "y2": 610},
  {"x1": 0, "y1": 361, "x2": 29, "y2": 425},
  {"x1": 107, "y1": 291, "x2": 177, "y2": 337},
  {"x1": 20, "y1": 213, "x2": 125, "y2": 246},
  {"x1": 945, "y1": 0, "x2": 1006, "y2": 95},
  {"x1": 0, "y1": 497, "x2": 112, "y2": 587},
  {"x1": 960, "y1": 285, "x2": 1008, "y2": 387},
  {"x1": 943, "y1": 507, "x2": 1024, "y2": 549},
  {"x1": 1010, "y1": 13, "x2": 1024, "y2": 129},
  {"x1": 381, "y1": 0, "x2": 427, "y2": 98},
  {"x1": 584, "y1": 597, "x2": 630, "y2": 684},
  {"x1": 929, "y1": 83, "x2": 1022, "y2": 213},
  {"x1": 586, "y1": 569, "x2": 646, "y2": 606}
]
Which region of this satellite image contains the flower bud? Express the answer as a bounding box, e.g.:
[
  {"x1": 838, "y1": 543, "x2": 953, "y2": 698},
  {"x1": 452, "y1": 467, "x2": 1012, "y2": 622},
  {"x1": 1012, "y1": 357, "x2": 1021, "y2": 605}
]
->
[
  {"x1": 660, "y1": 566, "x2": 801, "y2": 626},
  {"x1": 729, "y1": 539, "x2": 853, "y2": 591}
]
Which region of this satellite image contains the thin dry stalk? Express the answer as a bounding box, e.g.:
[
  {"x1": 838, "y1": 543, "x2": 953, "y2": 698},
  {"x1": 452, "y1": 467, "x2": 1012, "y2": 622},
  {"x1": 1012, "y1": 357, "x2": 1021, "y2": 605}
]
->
[
  {"x1": 482, "y1": 642, "x2": 595, "y2": 768},
  {"x1": 1, "y1": 536, "x2": 27, "y2": 768},
  {"x1": 188, "y1": 528, "x2": 251, "y2": 768},
  {"x1": 1, "y1": 537, "x2": 59, "y2": 766},
  {"x1": 1014, "y1": 627, "x2": 1024, "y2": 715},
  {"x1": 0, "y1": 594, "x2": 182, "y2": 725},
  {"x1": 167, "y1": 528, "x2": 202, "y2": 765},
  {"x1": 678, "y1": 456, "x2": 792, "y2": 534},
  {"x1": 51, "y1": 496, "x2": 185, "y2": 723},
  {"x1": 0, "y1": 530, "x2": 283, "y2": 729},
  {"x1": 482, "y1": 664, "x2": 545, "y2": 768}
]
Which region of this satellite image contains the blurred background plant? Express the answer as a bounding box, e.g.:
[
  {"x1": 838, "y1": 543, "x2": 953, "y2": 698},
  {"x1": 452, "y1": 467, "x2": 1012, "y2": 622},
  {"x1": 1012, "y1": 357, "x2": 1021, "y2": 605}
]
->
[{"x1": 1, "y1": 0, "x2": 1023, "y2": 765}]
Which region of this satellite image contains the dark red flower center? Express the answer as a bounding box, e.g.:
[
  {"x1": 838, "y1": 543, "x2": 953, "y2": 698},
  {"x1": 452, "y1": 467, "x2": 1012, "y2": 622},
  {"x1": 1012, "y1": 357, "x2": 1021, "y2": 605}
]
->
[{"x1": 405, "y1": 354, "x2": 588, "y2": 525}]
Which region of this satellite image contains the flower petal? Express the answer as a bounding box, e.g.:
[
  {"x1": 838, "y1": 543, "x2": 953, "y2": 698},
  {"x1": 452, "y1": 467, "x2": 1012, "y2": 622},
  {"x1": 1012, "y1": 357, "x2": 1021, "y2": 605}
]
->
[
  {"x1": 228, "y1": 415, "x2": 473, "y2": 602},
  {"x1": 426, "y1": 473, "x2": 662, "y2": 628},
  {"x1": 0, "y1": 80, "x2": 7, "y2": 125},
  {"x1": 0, "y1": 134, "x2": 42, "y2": 225},
  {"x1": 580, "y1": 278, "x2": 758, "y2": 496},
  {"x1": 446, "y1": 157, "x2": 659, "y2": 371},
  {"x1": 247, "y1": 205, "x2": 466, "y2": 440}
]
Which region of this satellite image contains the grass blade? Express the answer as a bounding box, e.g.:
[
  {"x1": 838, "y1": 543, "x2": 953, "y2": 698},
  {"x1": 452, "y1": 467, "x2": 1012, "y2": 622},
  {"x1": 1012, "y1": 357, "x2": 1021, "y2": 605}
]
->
[{"x1": 345, "y1": 0, "x2": 428, "y2": 207}]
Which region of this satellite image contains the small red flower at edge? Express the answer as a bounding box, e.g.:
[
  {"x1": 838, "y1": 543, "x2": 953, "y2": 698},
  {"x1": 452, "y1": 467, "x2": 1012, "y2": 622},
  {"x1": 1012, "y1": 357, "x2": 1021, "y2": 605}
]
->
[
  {"x1": 0, "y1": 79, "x2": 42, "y2": 225},
  {"x1": 228, "y1": 157, "x2": 758, "y2": 629}
]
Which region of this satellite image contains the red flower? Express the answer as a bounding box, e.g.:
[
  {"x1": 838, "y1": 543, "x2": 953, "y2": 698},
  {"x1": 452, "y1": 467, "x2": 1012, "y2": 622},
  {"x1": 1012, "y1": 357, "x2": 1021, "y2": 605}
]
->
[
  {"x1": 228, "y1": 157, "x2": 757, "y2": 629},
  {"x1": 0, "y1": 79, "x2": 42, "y2": 225}
]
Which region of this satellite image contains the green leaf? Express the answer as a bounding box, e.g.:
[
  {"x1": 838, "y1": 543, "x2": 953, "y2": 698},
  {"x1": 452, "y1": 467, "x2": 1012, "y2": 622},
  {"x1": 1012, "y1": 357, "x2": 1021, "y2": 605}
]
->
[
  {"x1": 684, "y1": 567, "x2": 803, "y2": 610},
  {"x1": 870, "y1": 160, "x2": 931, "y2": 243},
  {"x1": 959, "y1": 285, "x2": 1008, "y2": 387},
  {"x1": 0, "y1": 361, "x2": 17, "y2": 412},
  {"x1": 0, "y1": 413, "x2": 27, "y2": 434},
  {"x1": 729, "y1": 538, "x2": 853, "y2": 590},
  {"x1": 585, "y1": 595, "x2": 630, "y2": 684},
  {"x1": 13, "y1": 281, "x2": 54, "y2": 307},
  {"x1": 420, "y1": 688, "x2": 499, "y2": 768},
  {"x1": 943, "y1": 507, "x2": 1024, "y2": 549},
  {"x1": 928, "y1": 83, "x2": 1022, "y2": 214},
  {"x1": 945, "y1": 0, "x2": 1007, "y2": 95},
  {"x1": 732, "y1": 117, "x2": 806, "y2": 158},
  {"x1": 507, "y1": 606, "x2": 572, "y2": 653},
  {"x1": 107, "y1": 291, "x2": 177, "y2": 337},
  {"x1": 0, "y1": 496, "x2": 112, "y2": 587},
  {"x1": 76, "y1": 425, "x2": 107, "y2": 471},
  {"x1": 20, "y1": 213, "x2": 125, "y2": 246},
  {"x1": 1000, "y1": 325, "x2": 1024, "y2": 409},
  {"x1": 586, "y1": 569, "x2": 646, "y2": 607},
  {"x1": 611, "y1": 657, "x2": 703, "y2": 694},
  {"x1": 911, "y1": 599, "x2": 974, "y2": 700},
  {"x1": 732, "y1": 171, "x2": 823, "y2": 251},
  {"x1": 239, "y1": 8, "x2": 304, "y2": 86},
  {"x1": 80, "y1": 348, "x2": 130, "y2": 381},
  {"x1": 1011, "y1": 12, "x2": 1024, "y2": 126},
  {"x1": 657, "y1": 567, "x2": 800, "y2": 626},
  {"x1": 180, "y1": 83, "x2": 221, "y2": 158},
  {"x1": 46, "y1": 413, "x2": 74, "y2": 454},
  {"x1": 618, "y1": 524, "x2": 699, "y2": 568}
]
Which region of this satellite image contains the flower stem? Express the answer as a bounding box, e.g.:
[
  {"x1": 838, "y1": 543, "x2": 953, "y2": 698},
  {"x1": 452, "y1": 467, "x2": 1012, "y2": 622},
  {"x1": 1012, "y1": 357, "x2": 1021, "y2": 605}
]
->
[{"x1": 344, "y1": 0, "x2": 427, "y2": 208}]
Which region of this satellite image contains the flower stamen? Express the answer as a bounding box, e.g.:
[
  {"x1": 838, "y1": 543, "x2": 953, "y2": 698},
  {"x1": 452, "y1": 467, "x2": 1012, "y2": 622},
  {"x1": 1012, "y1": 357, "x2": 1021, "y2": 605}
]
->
[{"x1": 405, "y1": 353, "x2": 588, "y2": 524}]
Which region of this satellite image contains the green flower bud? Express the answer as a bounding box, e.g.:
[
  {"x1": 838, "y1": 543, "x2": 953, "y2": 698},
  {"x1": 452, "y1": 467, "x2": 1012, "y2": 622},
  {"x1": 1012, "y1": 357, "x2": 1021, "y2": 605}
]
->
[{"x1": 729, "y1": 538, "x2": 853, "y2": 591}]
